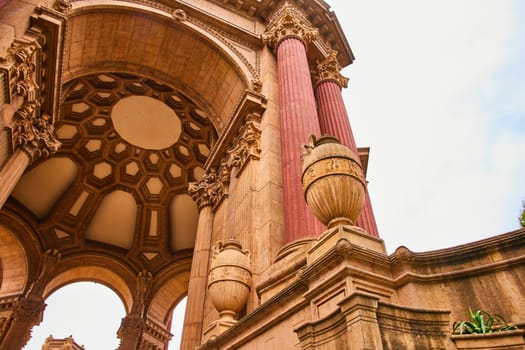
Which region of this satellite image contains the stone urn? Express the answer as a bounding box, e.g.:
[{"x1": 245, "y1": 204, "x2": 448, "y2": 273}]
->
[
  {"x1": 208, "y1": 239, "x2": 251, "y2": 322},
  {"x1": 302, "y1": 135, "x2": 366, "y2": 228}
]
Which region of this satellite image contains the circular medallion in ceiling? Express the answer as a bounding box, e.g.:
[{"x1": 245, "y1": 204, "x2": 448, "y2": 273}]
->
[{"x1": 111, "y1": 96, "x2": 181, "y2": 150}]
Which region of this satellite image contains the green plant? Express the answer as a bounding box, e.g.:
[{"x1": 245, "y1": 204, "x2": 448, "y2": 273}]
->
[{"x1": 452, "y1": 308, "x2": 517, "y2": 335}]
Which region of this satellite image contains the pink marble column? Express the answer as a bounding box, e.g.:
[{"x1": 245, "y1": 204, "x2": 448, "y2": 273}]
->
[
  {"x1": 315, "y1": 52, "x2": 379, "y2": 237},
  {"x1": 263, "y1": 4, "x2": 324, "y2": 243}
]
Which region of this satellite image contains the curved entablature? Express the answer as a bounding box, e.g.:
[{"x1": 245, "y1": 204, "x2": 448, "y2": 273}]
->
[{"x1": 62, "y1": 2, "x2": 257, "y2": 130}]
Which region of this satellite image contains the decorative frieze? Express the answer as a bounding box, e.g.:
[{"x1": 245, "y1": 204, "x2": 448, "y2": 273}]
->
[
  {"x1": 262, "y1": 2, "x2": 319, "y2": 49},
  {"x1": 314, "y1": 50, "x2": 349, "y2": 88},
  {"x1": 12, "y1": 101, "x2": 61, "y2": 163}
]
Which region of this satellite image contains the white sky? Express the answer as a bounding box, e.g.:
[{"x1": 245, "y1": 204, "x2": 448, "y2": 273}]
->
[
  {"x1": 329, "y1": 0, "x2": 525, "y2": 253},
  {"x1": 24, "y1": 1, "x2": 525, "y2": 349}
]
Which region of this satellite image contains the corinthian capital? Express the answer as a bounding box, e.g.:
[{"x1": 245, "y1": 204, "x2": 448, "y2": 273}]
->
[
  {"x1": 13, "y1": 101, "x2": 61, "y2": 163},
  {"x1": 188, "y1": 168, "x2": 229, "y2": 210},
  {"x1": 262, "y1": 2, "x2": 319, "y2": 49},
  {"x1": 226, "y1": 112, "x2": 262, "y2": 176},
  {"x1": 314, "y1": 51, "x2": 349, "y2": 88}
]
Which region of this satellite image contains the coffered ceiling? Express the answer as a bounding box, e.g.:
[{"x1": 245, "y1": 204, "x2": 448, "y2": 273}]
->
[{"x1": 11, "y1": 72, "x2": 217, "y2": 271}]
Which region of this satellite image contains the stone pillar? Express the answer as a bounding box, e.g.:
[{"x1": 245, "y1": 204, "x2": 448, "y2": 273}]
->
[
  {"x1": 0, "y1": 101, "x2": 61, "y2": 208},
  {"x1": 0, "y1": 249, "x2": 61, "y2": 349},
  {"x1": 0, "y1": 148, "x2": 30, "y2": 207},
  {"x1": 180, "y1": 171, "x2": 223, "y2": 349},
  {"x1": 339, "y1": 292, "x2": 384, "y2": 350},
  {"x1": 118, "y1": 315, "x2": 144, "y2": 350},
  {"x1": 314, "y1": 52, "x2": 379, "y2": 237},
  {"x1": 0, "y1": 295, "x2": 46, "y2": 349},
  {"x1": 263, "y1": 3, "x2": 324, "y2": 243},
  {"x1": 118, "y1": 270, "x2": 154, "y2": 349}
]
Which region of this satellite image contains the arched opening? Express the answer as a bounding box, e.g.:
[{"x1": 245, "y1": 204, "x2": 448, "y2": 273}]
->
[
  {"x1": 168, "y1": 296, "x2": 187, "y2": 350},
  {"x1": 24, "y1": 282, "x2": 126, "y2": 350}
]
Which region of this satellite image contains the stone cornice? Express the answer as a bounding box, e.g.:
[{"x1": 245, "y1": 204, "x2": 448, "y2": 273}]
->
[
  {"x1": 390, "y1": 228, "x2": 525, "y2": 286},
  {"x1": 262, "y1": 2, "x2": 319, "y2": 49},
  {"x1": 314, "y1": 50, "x2": 349, "y2": 88}
]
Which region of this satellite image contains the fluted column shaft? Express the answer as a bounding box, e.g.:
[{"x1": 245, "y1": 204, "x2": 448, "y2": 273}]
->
[
  {"x1": 180, "y1": 204, "x2": 213, "y2": 349},
  {"x1": 316, "y1": 80, "x2": 379, "y2": 237},
  {"x1": 277, "y1": 37, "x2": 324, "y2": 242},
  {"x1": 0, "y1": 148, "x2": 30, "y2": 208}
]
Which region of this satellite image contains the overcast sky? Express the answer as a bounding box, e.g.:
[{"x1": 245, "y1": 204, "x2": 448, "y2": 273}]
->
[
  {"x1": 24, "y1": 1, "x2": 525, "y2": 349},
  {"x1": 329, "y1": 0, "x2": 525, "y2": 254}
]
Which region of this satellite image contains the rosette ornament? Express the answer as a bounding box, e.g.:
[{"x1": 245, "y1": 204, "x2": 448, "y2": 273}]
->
[{"x1": 302, "y1": 135, "x2": 366, "y2": 228}]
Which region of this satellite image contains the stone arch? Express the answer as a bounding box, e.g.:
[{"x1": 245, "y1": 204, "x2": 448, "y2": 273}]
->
[
  {"x1": 63, "y1": 2, "x2": 253, "y2": 131},
  {"x1": 43, "y1": 255, "x2": 136, "y2": 314},
  {"x1": 0, "y1": 225, "x2": 28, "y2": 297},
  {"x1": 0, "y1": 211, "x2": 42, "y2": 297},
  {"x1": 147, "y1": 256, "x2": 192, "y2": 326}
]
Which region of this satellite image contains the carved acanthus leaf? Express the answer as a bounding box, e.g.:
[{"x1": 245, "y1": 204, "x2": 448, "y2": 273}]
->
[
  {"x1": 314, "y1": 50, "x2": 349, "y2": 88},
  {"x1": 13, "y1": 101, "x2": 61, "y2": 162},
  {"x1": 189, "y1": 169, "x2": 229, "y2": 210},
  {"x1": 0, "y1": 40, "x2": 39, "y2": 101},
  {"x1": 226, "y1": 112, "x2": 262, "y2": 176},
  {"x1": 189, "y1": 111, "x2": 262, "y2": 211},
  {"x1": 262, "y1": 2, "x2": 319, "y2": 48}
]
